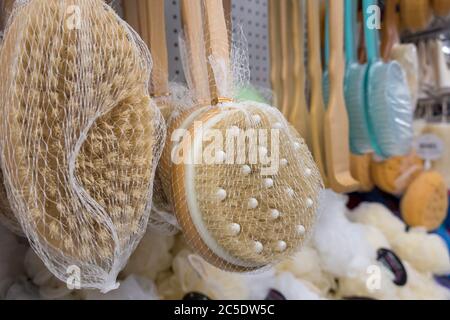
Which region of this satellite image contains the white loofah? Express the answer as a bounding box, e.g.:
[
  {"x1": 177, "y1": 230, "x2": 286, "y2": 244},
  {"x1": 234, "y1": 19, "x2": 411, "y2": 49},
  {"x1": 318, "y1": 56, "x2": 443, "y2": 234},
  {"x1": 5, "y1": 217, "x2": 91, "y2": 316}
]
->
[
  {"x1": 122, "y1": 230, "x2": 175, "y2": 281},
  {"x1": 396, "y1": 262, "x2": 450, "y2": 300},
  {"x1": 391, "y1": 228, "x2": 450, "y2": 275},
  {"x1": 82, "y1": 275, "x2": 160, "y2": 300},
  {"x1": 157, "y1": 249, "x2": 249, "y2": 300},
  {"x1": 312, "y1": 190, "x2": 375, "y2": 278},
  {"x1": 348, "y1": 202, "x2": 406, "y2": 243},
  {"x1": 275, "y1": 246, "x2": 335, "y2": 296}
]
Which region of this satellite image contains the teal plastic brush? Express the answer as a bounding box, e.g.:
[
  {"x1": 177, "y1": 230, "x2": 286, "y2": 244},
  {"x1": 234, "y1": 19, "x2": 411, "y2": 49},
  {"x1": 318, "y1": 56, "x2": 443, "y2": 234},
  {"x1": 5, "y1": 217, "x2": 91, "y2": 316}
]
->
[
  {"x1": 363, "y1": 0, "x2": 413, "y2": 158},
  {"x1": 344, "y1": 0, "x2": 371, "y2": 154}
]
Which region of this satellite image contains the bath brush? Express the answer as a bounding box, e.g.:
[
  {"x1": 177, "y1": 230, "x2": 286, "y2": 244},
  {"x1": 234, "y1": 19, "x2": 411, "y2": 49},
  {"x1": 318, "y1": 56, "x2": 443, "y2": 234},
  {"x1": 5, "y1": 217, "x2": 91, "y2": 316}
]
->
[
  {"x1": 363, "y1": 0, "x2": 414, "y2": 159},
  {"x1": 370, "y1": 154, "x2": 424, "y2": 196},
  {"x1": 170, "y1": 0, "x2": 323, "y2": 271},
  {"x1": 400, "y1": 0, "x2": 432, "y2": 32},
  {"x1": 0, "y1": 0, "x2": 165, "y2": 291},
  {"x1": 324, "y1": 0, "x2": 359, "y2": 193},
  {"x1": 344, "y1": 0, "x2": 371, "y2": 155},
  {"x1": 307, "y1": 0, "x2": 328, "y2": 185},
  {"x1": 401, "y1": 171, "x2": 448, "y2": 231}
]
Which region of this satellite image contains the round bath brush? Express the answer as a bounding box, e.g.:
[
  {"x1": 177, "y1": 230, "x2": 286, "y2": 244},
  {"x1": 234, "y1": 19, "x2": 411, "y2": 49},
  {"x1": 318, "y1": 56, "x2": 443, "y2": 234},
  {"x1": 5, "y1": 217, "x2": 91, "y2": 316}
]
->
[
  {"x1": 170, "y1": 0, "x2": 323, "y2": 271},
  {"x1": 0, "y1": 0, "x2": 165, "y2": 291},
  {"x1": 363, "y1": 0, "x2": 414, "y2": 159},
  {"x1": 370, "y1": 154, "x2": 424, "y2": 195},
  {"x1": 401, "y1": 171, "x2": 448, "y2": 231}
]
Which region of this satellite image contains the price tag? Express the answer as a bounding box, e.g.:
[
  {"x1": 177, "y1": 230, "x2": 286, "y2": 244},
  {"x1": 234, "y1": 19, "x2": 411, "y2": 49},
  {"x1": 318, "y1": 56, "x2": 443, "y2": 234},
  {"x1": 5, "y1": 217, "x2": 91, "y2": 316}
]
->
[{"x1": 414, "y1": 134, "x2": 444, "y2": 170}]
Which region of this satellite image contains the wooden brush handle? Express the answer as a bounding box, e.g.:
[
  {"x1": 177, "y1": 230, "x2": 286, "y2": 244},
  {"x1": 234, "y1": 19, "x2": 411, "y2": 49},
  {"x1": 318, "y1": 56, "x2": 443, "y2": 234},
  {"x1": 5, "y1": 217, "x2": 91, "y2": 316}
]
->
[
  {"x1": 147, "y1": 0, "x2": 169, "y2": 96},
  {"x1": 122, "y1": 0, "x2": 140, "y2": 35},
  {"x1": 279, "y1": 0, "x2": 292, "y2": 117},
  {"x1": 290, "y1": 0, "x2": 309, "y2": 142},
  {"x1": 269, "y1": 0, "x2": 283, "y2": 107},
  {"x1": 307, "y1": 0, "x2": 328, "y2": 184},
  {"x1": 136, "y1": 0, "x2": 150, "y2": 46},
  {"x1": 381, "y1": 0, "x2": 400, "y2": 61},
  {"x1": 202, "y1": 0, "x2": 230, "y2": 101},
  {"x1": 329, "y1": 0, "x2": 345, "y2": 99},
  {"x1": 180, "y1": 0, "x2": 210, "y2": 103}
]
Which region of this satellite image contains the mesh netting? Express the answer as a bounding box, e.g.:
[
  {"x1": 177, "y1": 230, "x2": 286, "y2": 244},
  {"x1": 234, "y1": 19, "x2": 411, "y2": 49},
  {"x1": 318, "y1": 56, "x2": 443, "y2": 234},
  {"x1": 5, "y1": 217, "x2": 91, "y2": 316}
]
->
[
  {"x1": 0, "y1": 0, "x2": 165, "y2": 291},
  {"x1": 154, "y1": 0, "x2": 323, "y2": 271}
]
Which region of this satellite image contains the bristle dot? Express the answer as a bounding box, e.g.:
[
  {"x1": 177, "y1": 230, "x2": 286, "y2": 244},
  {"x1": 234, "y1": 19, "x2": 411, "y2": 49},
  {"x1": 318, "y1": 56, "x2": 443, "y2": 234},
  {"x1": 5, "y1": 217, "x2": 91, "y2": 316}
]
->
[
  {"x1": 241, "y1": 165, "x2": 251, "y2": 175},
  {"x1": 276, "y1": 240, "x2": 287, "y2": 252},
  {"x1": 293, "y1": 142, "x2": 301, "y2": 150},
  {"x1": 280, "y1": 158, "x2": 288, "y2": 167},
  {"x1": 270, "y1": 209, "x2": 280, "y2": 220},
  {"x1": 216, "y1": 188, "x2": 227, "y2": 201},
  {"x1": 304, "y1": 168, "x2": 312, "y2": 177},
  {"x1": 253, "y1": 241, "x2": 264, "y2": 254},
  {"x1": 306, "y1": 198, "x2": 314, "y2": 207},
  {"x1": 228, "y1": 223, "x2": 241, "y2": 236},
  {"x1": 297, "y1": 225, "x2": 306, "y2": 235},
  {"x1": 264, "y1": 178, "x2": 274, "y2": 188},
  {"x1": 247, "y1": 197, "x2": 259, "y2": 209},
  {"x1": 286, "y1": 187, "x2": 295, "y2": 198}
]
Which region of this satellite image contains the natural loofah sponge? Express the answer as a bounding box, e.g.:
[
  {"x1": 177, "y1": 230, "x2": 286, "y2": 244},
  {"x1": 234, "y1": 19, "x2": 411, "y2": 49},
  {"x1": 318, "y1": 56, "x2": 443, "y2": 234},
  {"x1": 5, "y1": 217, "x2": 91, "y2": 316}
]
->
[
  {"x1": 401, "y1": 171, "x2": 448, "y2": 231},
  {"x1": 348, "y1": 202, "x2": 406, "y2": 243},
  {"x1": 0, "y1": 0, "x2": 165, "y2": 291},
  {"x1": 391, "y1": 228, "x2": 450, "y2": 275}
]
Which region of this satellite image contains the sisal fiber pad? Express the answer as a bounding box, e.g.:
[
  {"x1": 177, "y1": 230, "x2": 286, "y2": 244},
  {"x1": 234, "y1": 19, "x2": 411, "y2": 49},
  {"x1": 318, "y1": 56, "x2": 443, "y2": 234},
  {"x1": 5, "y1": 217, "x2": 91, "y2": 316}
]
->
[
  {"x1": 171, "y1": 102, "x2": 323, "y2": 271},
  {"x1": 0, "y1": 0, "x2": 165, "y2": 291},
  {"x1": 401, "y1": 171, "x2": 448, "y2": 231}
]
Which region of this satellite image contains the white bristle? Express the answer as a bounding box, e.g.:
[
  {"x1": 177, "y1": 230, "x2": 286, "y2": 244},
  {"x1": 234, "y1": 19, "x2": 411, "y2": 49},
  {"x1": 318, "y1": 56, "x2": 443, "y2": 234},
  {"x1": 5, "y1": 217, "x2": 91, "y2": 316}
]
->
[
  {"x1": 297, "y1": 225, "x2": 306, "y2": 236},
  {"x1": 264, "y1": 178, "x2": 274, "y2": 188},
  {"x1": 306, "y1": 198, "x2": 314, "y2": 207},
  {"x1": 270, "y1": 209, "x2": 280, "y2": 220},
  {"x1": 228, "y1": 223, "x2": 241, "y2": 236},
  {"x1": 253, "y1": 241, "x2": 264, "y2": 254},
  {"x1": 241, "y1": 165, "x2": 251, "y2": 175},
  {"x1": 280, "y1": 158, "x2": 288, "y2": 167},
  {"x1": 276, "y1": 240, "x2": 287, "y2": 252},
  {"x1": 248, "y1": 197, "x2": 259, "y2": 209},
  {"x1": 216, "y1": 188, "x2": 227, "y2": 201}
]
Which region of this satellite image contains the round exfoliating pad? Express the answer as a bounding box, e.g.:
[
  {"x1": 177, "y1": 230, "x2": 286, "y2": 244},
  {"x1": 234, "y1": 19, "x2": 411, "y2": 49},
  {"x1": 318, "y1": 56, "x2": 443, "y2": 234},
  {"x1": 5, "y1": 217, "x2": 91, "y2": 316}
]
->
[
  {"x1": 401, "y1": 171, "x2": 448, "y2": 231},
  {"x1": 171, "y1": 102, "x2": 323, "y2": 271}
]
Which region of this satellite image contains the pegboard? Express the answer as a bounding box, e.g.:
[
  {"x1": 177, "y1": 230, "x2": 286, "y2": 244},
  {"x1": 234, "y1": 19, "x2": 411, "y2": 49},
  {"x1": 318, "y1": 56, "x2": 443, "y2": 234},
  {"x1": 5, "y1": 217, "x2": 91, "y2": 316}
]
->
[{"x1": 163, "y1": 0, "x2": 271, "y2": 88}]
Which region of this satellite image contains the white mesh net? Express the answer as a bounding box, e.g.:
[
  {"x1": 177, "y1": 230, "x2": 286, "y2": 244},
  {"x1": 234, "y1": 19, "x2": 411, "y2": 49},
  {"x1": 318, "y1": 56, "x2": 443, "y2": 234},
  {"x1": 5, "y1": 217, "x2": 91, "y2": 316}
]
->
[
  {"x1": 0, "y1": 0, "x2": 165, "y2": 292},
  {"x1": 154, "y1": 1, "x2": 324, "y2": 272}
]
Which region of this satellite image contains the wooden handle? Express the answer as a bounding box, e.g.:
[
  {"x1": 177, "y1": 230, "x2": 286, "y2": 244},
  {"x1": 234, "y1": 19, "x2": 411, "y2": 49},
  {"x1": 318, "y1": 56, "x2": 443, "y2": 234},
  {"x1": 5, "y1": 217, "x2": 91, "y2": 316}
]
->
[
  {"x1": 180, "y1": 0, "x2": 210, "y2": 103},
  {"x1": 290, "y1": 0, "x2": 310, "y2": 143},
  {"x1": 147, "y1": 0, "x2": 169, "y2": 96},
  {"x1": 307, "y1": 0, "x2": 328, "y2": 184},
  {"x1": 269, "y1": 0, "x2": 283, "y2": 107},
  {"x1": 280, "y1": 0, "x2": 292, "y2": 118},
  {"x1": 329, "y1": 0, "x2": 345, "y2": 96},
  {"x1": 325, "y1": 0, "x2": 359, "y2": 192},
  {"x1": 381, "y1": 0, "x2": 400, "y2": 61},
  {"x1": 122, "y1": 0, "x2": 140, "y2": 36},
  {"x1": 202, "y1": 0, "x2": 230, "y2": 101}
]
